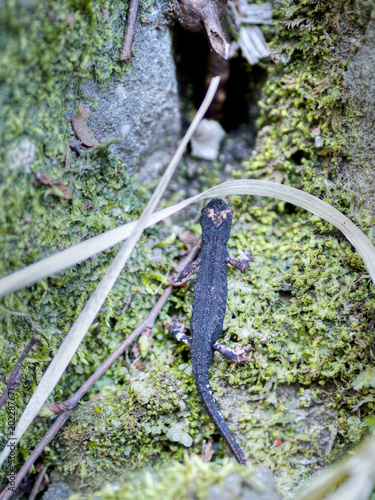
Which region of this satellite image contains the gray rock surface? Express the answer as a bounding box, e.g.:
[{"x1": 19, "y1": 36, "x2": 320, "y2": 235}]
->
[
  {"x1": 81, "y1": 0, "x2": 181, "y2": 178},
  {"x1": 7, "y1": 137, "x2": 36, "y2": 173},
  {"x1": 42, "y1": 480, "x2": 75, "y2": 500},
  {"x1": 343, "y1": 9, "x2": 375, "y2": 215}
]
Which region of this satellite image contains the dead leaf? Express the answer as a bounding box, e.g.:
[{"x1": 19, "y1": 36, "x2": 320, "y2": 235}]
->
[
  {"x1": 179, "y1": 231, "x2": 197, "y2": 251},
  {"x1": 199, "y1": 438, "x2": 214, "y2": 462},
  {"x1": 37, "y1": 401, "x2": 69, "y2": 418},
  {"x1": 35, "y1": 170, "x2": 53, "y2": 185},
  {"x1": 71, "y1": 103, "x2": 99, "y2": 147},
  {"x1": 53, "y1": 182, "x2": 72, "y2": 200},
  {"x1": 36, "y1": 171, "x2": 72, "y2": 200},
  {"x1": 81, "y1": 201, "x2": 92, "y2": 211}
]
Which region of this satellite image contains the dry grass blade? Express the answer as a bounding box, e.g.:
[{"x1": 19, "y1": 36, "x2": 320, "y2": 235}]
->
[
  {"x1": 1, "y1": 180, "x2": 374, "y2": 300},
  {"x1": 0, "y1": 76, "x2": 221, "y2": 467},
  {"x1": 296, "y1": 437, "x2": 375, "y2": 500}
]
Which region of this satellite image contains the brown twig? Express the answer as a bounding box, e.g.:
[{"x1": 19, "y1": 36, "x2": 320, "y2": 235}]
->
[
  {"x1": 0, "y1": 335, "x2": 40, "y2": 411},
  {"x1": 0, "y1": 239, "x2": 201, "y2": 500},
  {"x1": 28, "y1": 464, "x2": 48, "y2": 500},
  {"x1": 120, "y1": 0, "x2": 139, "y2": 61}
]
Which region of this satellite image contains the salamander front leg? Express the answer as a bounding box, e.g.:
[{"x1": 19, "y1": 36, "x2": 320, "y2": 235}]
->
[
  {"x1": 212, "y1": 342, "x2": 252, "y2": 363},
  {"x1": 226, "y1": 248, "x2": 252, "y2": 272}
]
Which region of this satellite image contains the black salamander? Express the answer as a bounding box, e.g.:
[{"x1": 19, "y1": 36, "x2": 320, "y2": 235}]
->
[{"x1": 170, "y1": 198, "x2": 251, "y2": 464}]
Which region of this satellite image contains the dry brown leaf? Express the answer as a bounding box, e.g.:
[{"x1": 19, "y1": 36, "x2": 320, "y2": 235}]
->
[
  {"x1": 81, "y1": 201, "x2": 92, "y2": 211},
  {"x1": 71, "y1": 103, "x2": 99, "y2": 147},
  {"x1": 199, "y1": 438, "x2": 214, "y2": 462},
  {"x1": 35, "y1": 171, "x2": 72, "y2": 200},
  {"x1": 53, "y1": 183, "x2": 72, "y2": 200},
  {"x1": 35, "y1": 170, "x2": 53, "y2": 186},
  {"x1": 179, "y1": 230, "x2": 197, "y2": 251}
]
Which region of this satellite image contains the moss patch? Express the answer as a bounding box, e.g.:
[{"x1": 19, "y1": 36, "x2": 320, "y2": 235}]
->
[
  {"x1": 49, "y1": 197, "x2": 375, "y2": 494},
  {"x1": 0, "y1": 0, "x2": 132, "y2": 167},
  {"x1": 75, "y1": 454, "x2": 272, "y2": 500}
]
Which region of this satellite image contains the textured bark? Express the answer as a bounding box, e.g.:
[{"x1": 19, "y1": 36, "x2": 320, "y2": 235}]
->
[{"x1": 171, "y1": 0, "x2": 230, "y2": 59}]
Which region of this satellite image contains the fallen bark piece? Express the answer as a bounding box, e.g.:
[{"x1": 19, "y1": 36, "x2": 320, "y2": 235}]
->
[
  {"x1": 227, "y1": 1, "x2": 272, "y2": 65},
  {"x1": 171, "y1": 0, "x2": 230, "y2": 59},
  {"x1": 71, "y1": 103, "x2": 99, "y2": 147},
  {"x1": 238, "y1": 25, "x2": 270, "y2": 65}
]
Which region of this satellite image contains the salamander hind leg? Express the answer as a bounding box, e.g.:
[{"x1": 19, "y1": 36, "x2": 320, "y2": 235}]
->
[
  {"x1": 165, "y1": 316, "x2": 192, "y2": 347},
  {"x1": 170, "y1": 257, "x2": 202, "y2": 286},
  {"x1": 213, "y1": 342, "x2": 252, "y2": 363}
]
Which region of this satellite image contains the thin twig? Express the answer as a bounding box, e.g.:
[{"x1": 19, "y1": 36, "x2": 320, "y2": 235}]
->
[
  {"x1": 28, "y1": 464, "x2": 48, "y2": 500},
  {"x1": 120, "y1": 0, "x2": 139, "y2": 61},
  {"x1": 0, "y1": 413, "x2": 69, "y2": 500},
  {"x1": 0, "y1": 336, "x2": 40, "y2": 411},
  {"x1": 65, "y1": 238, "x2": 201, "y2": 410},
  {"x1": 0, "y1": 240, "x2": 201, "y2": 500}
]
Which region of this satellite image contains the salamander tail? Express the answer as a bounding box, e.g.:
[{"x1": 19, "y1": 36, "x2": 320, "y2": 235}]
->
[{"x1": 193, "y1": 367, "x2": 247, "y2": 465}]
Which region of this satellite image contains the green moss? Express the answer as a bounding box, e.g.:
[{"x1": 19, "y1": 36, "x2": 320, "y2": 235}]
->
[
  {"x1": 53, "y1": 197, "x2": 374, "y2": 493},
  {"x1": 0, "y1": 0, "x2": 132, "y2": 167},
  {"x1": 76, "y1": 454, "x2": 262, "y2": 500},
  {"x1": 247, "y1": 0, "x2": 373, "y2": 214},
  {"x1": 225, "y1": 0, "x2": 375, "y2": 489},
  {"x1": 53, "y1": 362, "x2": 188, "y2": 488}
]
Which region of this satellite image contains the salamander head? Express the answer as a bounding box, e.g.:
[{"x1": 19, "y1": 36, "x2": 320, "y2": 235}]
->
[{"x1": 201, "y1": 198, "x2": 233, "y2": 240}]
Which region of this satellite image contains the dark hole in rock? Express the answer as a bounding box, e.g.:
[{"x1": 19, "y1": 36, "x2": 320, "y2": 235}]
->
[
  {"x1": 172, "y1": 27, "x2": 210, "y2": 129},
  {"x1": 291, "y1": 150, "x2": 309, "y2": 165},
  {"x1": 283, "y1": 202, "x2": 298, "y2": 214},
  {"x1": 223, "y1": 58, "x2": 267, "y2": 133},
  {"x1": 172, "y1": 25, "x2": 267, "y2": 138}
]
